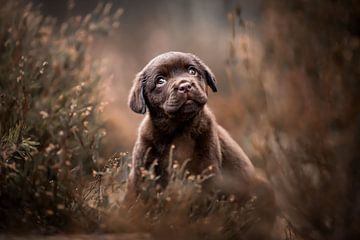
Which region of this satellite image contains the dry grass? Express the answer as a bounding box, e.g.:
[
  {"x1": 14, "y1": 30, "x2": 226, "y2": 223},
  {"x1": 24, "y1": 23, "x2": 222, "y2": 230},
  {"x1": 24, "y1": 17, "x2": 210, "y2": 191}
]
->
[{"x1": 85, "y1": 153, "x2": 263, "y2": 240}]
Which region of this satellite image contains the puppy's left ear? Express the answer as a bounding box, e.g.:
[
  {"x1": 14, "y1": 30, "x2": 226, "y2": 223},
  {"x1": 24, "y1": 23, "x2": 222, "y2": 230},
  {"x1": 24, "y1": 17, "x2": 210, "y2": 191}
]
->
[
  {"x1": 191, "y1": 54, "x2": 217, "y2": 92},
  {"x1": 203, "y1": 64, "x2": 218, "y2": 93},
  {"x1": 128, "y1": 72, "x2": 146, "y2": 114}
]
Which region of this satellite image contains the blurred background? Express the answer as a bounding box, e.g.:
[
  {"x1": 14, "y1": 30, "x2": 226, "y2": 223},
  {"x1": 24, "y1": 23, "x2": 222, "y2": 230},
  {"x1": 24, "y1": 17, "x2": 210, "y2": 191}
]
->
[
  {"x1": 1, "y1": 0, "x2": 359, "y2": 239},
  {"x1": 32, "y1": 0, "x2": 265, "y2": 151}
]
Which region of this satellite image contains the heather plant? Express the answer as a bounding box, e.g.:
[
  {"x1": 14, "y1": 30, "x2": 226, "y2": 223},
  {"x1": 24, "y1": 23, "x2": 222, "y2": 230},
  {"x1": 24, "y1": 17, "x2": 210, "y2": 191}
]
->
[{"x1": 0, "y1": 1, "x2": 121, "y2": 232}]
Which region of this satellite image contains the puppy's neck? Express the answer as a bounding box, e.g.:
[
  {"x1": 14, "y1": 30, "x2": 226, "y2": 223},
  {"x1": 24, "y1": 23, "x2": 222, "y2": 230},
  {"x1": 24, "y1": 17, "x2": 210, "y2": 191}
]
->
[{"x1": 148, "y1": 106, "x2": 212, "y2": 136}]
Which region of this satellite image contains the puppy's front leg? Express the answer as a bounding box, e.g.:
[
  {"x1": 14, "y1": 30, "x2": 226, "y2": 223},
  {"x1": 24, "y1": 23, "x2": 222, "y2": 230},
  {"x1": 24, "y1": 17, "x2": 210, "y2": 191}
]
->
[
  {"x1": 191, "y1": 129, "x2": 222, "y2": 193},
  {"x1": 124, "y1": 139, "x2": 150, "y2": 204}
]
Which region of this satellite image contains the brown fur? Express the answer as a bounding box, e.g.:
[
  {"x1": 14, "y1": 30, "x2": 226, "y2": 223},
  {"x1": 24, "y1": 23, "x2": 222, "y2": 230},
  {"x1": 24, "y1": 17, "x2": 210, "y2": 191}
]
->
[{"x1": 125, "y1": 52, "x2": 276, "y2": 220}]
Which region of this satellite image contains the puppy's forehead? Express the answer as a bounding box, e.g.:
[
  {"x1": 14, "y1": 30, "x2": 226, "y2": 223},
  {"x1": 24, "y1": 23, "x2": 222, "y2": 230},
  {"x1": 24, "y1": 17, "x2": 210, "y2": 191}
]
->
[{"x1": 144, "y1": 52, "x2": 195, "y2": 72}]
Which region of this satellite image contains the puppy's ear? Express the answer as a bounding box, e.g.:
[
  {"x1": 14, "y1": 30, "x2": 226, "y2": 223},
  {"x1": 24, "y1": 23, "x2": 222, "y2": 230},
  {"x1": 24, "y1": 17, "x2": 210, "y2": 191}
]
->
[
  {"x1": 128, "y1": 72, "x2": 146, "y2": 114},
  {"x1": 191, "y1": 54, "x2": 218, "y2": 92},
  {"x1": 203, "y1": 65, "x2": 218, "y2": 93}
]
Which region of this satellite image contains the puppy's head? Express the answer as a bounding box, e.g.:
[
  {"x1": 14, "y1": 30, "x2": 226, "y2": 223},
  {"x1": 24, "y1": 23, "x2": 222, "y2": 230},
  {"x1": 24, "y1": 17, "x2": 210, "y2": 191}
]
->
[{"x1": 128, "y1": 52, "x2": 217, "y2": 117}]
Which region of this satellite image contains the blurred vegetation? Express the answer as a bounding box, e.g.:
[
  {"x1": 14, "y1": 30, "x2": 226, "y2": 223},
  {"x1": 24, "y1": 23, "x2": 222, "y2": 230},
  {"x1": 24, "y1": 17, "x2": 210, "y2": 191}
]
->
[
  {"x1": 0, "y1": 0, "x2": 359, "y2": 240},
  {"x1": 225, "y1": 1, "x2": 360, "y2": 239},
  {"x1": 262, "y1": 1, "x2": 360, "y2": 239}
]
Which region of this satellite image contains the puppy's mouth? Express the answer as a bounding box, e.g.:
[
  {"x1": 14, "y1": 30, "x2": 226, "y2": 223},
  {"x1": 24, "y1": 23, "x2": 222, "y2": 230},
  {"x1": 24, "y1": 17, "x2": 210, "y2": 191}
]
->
[{"x1": 163, "y1": 94, "x2": 207, "y2": 115}]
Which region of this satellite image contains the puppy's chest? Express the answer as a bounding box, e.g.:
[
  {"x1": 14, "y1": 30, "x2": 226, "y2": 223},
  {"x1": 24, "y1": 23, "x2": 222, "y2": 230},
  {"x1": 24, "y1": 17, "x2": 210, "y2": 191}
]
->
[{"x1": 170, "y1": 134, "x2": 196, "y2": 165}]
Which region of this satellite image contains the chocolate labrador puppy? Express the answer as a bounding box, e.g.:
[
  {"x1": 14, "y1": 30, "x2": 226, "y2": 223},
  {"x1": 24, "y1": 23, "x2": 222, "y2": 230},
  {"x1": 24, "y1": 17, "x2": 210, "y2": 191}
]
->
[{"x1": 125, "y1": 52, "x2": 274, "y2": 212}]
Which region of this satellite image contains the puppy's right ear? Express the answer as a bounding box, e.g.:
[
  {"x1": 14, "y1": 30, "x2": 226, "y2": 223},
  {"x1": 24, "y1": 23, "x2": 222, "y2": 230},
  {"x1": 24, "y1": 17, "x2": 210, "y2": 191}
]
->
[{"x1": 128, "y1": 72, "x2": 146, "y2": 114}]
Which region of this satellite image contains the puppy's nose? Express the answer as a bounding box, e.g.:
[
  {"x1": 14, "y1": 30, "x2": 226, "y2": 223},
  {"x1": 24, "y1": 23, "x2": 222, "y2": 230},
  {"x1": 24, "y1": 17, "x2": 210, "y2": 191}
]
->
[{"x1": 178, "y1": 82, "x2": 192, "y2": 93}]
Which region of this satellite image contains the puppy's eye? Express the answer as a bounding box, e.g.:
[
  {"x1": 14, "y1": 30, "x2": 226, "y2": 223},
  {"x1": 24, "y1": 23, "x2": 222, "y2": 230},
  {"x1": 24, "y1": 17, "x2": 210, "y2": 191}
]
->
[
  {"x1": 188, "y1": 67, "x2": 197, "y2": 75},
  {"x1": 156, "y1": 76, "x2": 167, "y2": 87}
]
